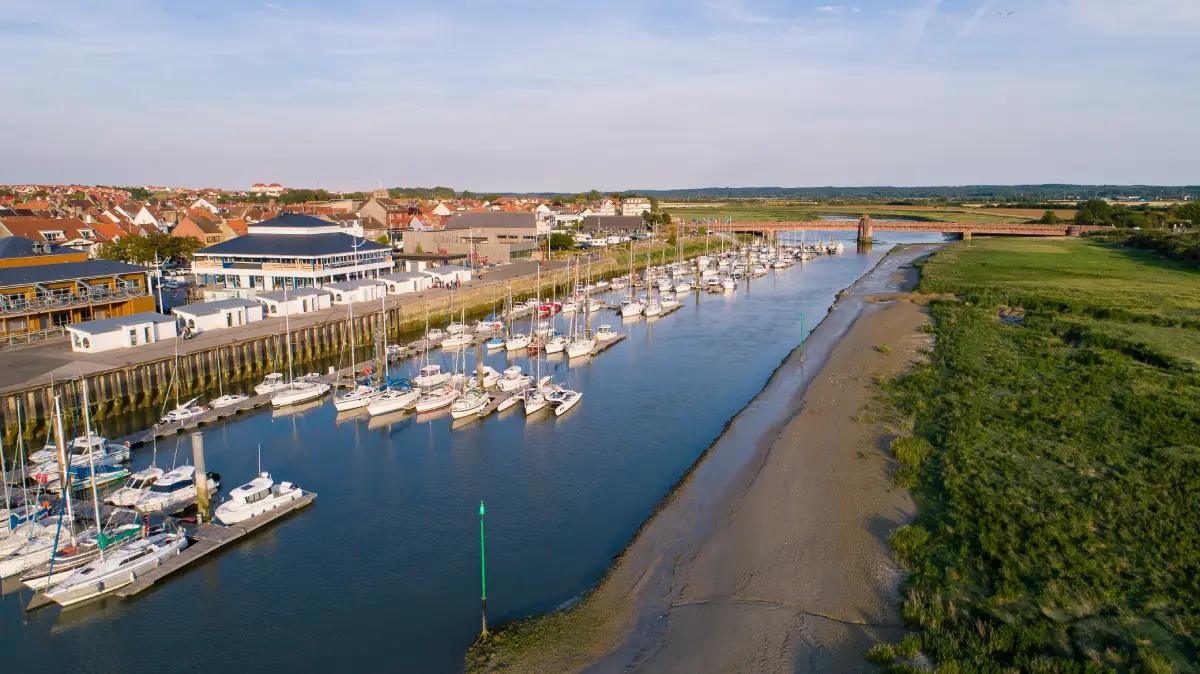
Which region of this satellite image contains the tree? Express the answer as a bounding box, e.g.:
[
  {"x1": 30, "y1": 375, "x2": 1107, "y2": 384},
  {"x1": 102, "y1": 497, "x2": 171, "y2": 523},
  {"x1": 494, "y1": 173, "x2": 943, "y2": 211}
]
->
[
  {"x1": 666, "y1": 225, "x2": 677, "y2": 248},
  {"x1": 1075, "y1": 199, "x2": 1114, "y2": 226},
  {"x1": 649, "y1": 195, "x2": 660, "y2": 212},
  {"x1": 432, "y1": 186, "x2": 456, "y2": 200},
  {"x1": 587, "y1": 190, "x2": 601, "y2": 202},
  {"x1": 1171, "y1": 202, "x2": 1200, "y2": 228},
  {"x1": 98, "y1": 232, "x2": 203, "y2": 265},
  {"x1": 482, "y1": 194, "x2": 501, "y2": 202},
  {"x1": 461, "y1": 190, "x2": 476, "y2": 200},
  {"x1": 1038, "y1": 210, "x2": 1058, "y2": 224},
  {"x1": 547, "y1": 233, "x2": 576, "y2": 250},
  {"x1": 659, "y1": 211, "x2": 672, "y2": 227},
  {"x1": 375, "y1": 234, "x2": 390, "y2": 245},
  {"x1": 415, "y1": 243, "x2": 425, "y2": 254}
]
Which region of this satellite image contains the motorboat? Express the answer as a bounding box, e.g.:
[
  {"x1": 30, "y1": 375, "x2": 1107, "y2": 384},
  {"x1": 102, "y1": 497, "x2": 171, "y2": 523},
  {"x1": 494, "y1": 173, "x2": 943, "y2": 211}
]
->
[
  {"x1": 413, "y1": 364, "x2": 451, "y2": 389},
  {"x1": 544, "y1": 334, "x2": 568, "y2": 354},
  {"x1": 366, "y1": 385, "x2": 421, "y2": 416},
  {"x1": 386, "y1": 343, "x2": 410, "y2": 358},
  {"x1": 474, "y1": 318, "x2": 504, "y2": 333},
  {"x1": 441, "y1": 332, "x2": 474, "y2": 349},
  {"x1": 467, "y1": 366, "x2": 501, "y2": 389},
  {"x1": 44, "y1": 531, "x2": 188, "y2": 607},
  {"x1": 450, "y1": 389, "x2": 490, "y2": 419},
  {"x1": 485, "y1": 336, "x2": 506, "y2": 351},
  {"x1": 0, "y1": 523, "x2": 77, "y2": 579},
  {"x1": 566, "y1": 338, "x2": 593, "y2": 359},
  {"x1": 414, "y1": 385, "x2": 459, "y2": 413},
  {"x1": 661, "y1": 296, "x2": 682, "y2": 310},
  {"x1": 594, "y1": 325, "x2": 618, "y2": 342},
  {"x1": 107, "y1": 466, "x2": 165, "y2": 507},
  {"x1": 271, "y1": 380, "x2": 331, "y2": 408},
  {"x1": 751, "y1": 264, "x2": 768, "y2": 277},
  {"x1": 215, "y1": 473, "x2": 303, "y2": 525},
  {"x1": 254, "y1": 373, "x2": 287, "y2": 395},
  {"x1": 560, "y1": 301, "x2": 580, "y2": 314},
  {"x1": 674, "y1": 281, "x2": 693, "y2": 293},
  {"x1": 49, "y1": 464, "x2": 130, "y2": 495},
  {"x1": 498, "y1": 366, "x2": 533, "y2": 392},
  {"x1": 134, "y1": 465, "x2": 220, "y2": 515},
  {"x1": 2, "y1": 504, "x2": 48, "y2": 538},
  {"x1": 209, "y1": 393, "x2": 249, "y2": 409},
  {"x1": 505, "y1": 332, "x2": 531, "y2": 351},
  {"x1": 534, "y1": 320, "x2": 554, "y2": 338},
  {"x1": 723, "y1": 277, "x2": 737, "y2": 290},
  {"x1": 333, "y1": 384, "x2": 382, "y2": 412},
  {"x1": 160, "y1": 396, "x2": 206, "y2": 423},
  {"x1": 546, "y1": 388, "x2": 583, "y2": 416},
  {"x1": 426, "y1": 327, "x2": 445, "y2": 342}
]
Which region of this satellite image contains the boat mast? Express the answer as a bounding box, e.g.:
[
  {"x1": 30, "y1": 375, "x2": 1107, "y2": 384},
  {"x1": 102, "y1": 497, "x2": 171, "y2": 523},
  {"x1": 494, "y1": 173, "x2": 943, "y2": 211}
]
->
[
  {"x1": 283, "y1": 285, "x2": 294, "y2": 384},
  {"x1": 80, "y1": 380, "x2": 104, "y2": 561},
  {"x1": 217, "y1": 349, "x2": 224, "y2": 398},
  {"x1": 381, "y1": 294, "x2": 389, "y2": 385},
  {"x1": 53, "y1": 395, "x2": 77, "y2": 547}
]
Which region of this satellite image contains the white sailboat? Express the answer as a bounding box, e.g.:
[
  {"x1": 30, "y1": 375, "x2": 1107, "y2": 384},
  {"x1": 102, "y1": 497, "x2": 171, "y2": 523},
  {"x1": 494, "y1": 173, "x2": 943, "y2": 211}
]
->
[
  {"x1": 272, "y1": 286, "x2": 331, "y2": 408},
  {"x1": 210, "y1": 350, "x2": 248, "y2": 408},
  {"x1": 335, "y1": 295, "x2": 383, "y2": 412},
  {"x1": 44, "y1": 530, "x2": 187, "y2": 607},
  {"x1": 134, "y1": 464, "x2": 220, "y2": 515},
  {"x1": 567, "y1": 255, "x2": 594, "y2": 358}
]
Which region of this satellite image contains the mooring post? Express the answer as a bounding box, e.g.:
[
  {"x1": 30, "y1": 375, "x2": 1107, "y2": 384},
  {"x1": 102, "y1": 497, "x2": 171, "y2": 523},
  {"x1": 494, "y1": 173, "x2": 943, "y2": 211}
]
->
[
  {"x1": 193, "y1": 432, "x2": 210, "y2": 523},
  {"x1": 480, "y1": 500, "x2": 488, "y2": 636}
]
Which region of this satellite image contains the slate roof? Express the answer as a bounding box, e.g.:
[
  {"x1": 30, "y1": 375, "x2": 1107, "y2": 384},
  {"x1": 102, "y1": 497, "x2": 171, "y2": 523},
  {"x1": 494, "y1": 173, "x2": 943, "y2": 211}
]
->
[
  {"x1": 583, "y1": 215, "x2": 646, "y2": 232},
  {"x1": 194, "y1": 232, "x2": 389, "y2": 258},
  {"x1": 445, "y1": 212, "x2": 536, "y2": 230},
  {"x1": 0, "y1": 237, "x2": 79, "y2": 259},
  {"x1": 0, "y1": 259, "x2": 149, "y2": 289},
  {"x1": 172, "y1": 298, "x2": 261, "y2": 317},
  {"x1": 67, "y1": 312, "x2": 175, "y2": 335},
  {"x1": 248, "y1": 213, "x2": 335, "y2": 228}
]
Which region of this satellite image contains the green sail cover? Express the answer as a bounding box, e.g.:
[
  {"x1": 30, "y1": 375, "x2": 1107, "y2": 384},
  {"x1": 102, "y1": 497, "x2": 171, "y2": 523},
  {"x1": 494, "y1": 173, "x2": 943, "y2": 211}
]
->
[{"x1": 98, "y1": 525, "x2": 141, "y2": 550}]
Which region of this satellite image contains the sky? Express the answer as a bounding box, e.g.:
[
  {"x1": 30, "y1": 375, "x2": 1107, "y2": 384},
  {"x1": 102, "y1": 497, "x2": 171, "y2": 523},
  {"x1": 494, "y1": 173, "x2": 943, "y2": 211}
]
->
[{"x1": 1, "y1": 0, "x2": 1197, "y2": 192}]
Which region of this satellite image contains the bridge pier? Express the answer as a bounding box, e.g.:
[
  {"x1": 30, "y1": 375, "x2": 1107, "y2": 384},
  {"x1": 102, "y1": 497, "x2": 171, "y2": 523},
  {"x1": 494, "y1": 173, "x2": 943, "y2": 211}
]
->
[
  {"x1": 962, "y1": 230, "x2": 972, "y2": 241},
  {"x1": 856, "y1": 215, "x2": 873, "y2": 244}
]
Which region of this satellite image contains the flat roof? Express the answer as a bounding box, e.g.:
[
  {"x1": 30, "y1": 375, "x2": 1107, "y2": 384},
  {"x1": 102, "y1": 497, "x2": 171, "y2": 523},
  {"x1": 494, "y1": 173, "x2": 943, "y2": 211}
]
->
[
  {"x1": 393, "y1": 252, "x2": 468, "y2": 260},
  {"x1": 67, "y1": 312, "x2": 175, "y2": 335},
  {"x1": 172, "y1": 298, "x2": 261, "y2": 317},
  {"x1": 0, "y1": 259, "x2": 149, "y2": 289},
  {"x1": 326, "y1": 279, "x2": 384, "y2": 291},
  {"x1": 380, "y1": 272, "x2": 430, "y2": 281},
  {"x1": 257, "y1": 288, "x2": 331, "y2": 302},
  {"x1": 425, "y1": 265, "x2": 470, "y2": 274}
]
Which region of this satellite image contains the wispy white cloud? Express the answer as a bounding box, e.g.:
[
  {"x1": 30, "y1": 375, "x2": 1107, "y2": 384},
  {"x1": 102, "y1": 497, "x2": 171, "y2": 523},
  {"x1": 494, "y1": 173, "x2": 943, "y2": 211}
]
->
[
  {"x1": 815, "y1": 5, "x2": 842, "y2": 13},
  {"x1": 704, "y1": 0, "x2": 774, "y2": 25},
  {"x1": 956, "y1": 0, "x2": 998, "y2": 40},
  {"x1": 1062, "y1": 0, "x2": 1200, "y2": 34},
  {"x1": 900, "y1": 0, "x2": 943, "y2": 43}
]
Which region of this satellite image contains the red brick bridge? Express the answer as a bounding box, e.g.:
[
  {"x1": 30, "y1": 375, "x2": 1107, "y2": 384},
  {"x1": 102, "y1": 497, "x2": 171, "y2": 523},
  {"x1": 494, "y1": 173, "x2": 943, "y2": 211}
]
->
[{"x1": 720, "y1": 216, "x2": 1096, "y2": 241}]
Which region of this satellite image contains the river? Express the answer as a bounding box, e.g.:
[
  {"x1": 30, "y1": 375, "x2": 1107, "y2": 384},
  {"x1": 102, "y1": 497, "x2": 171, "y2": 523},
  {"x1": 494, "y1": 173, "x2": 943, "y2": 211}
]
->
[{"x1": 0, "y1": 231, "x2": 945, "y2": 672}]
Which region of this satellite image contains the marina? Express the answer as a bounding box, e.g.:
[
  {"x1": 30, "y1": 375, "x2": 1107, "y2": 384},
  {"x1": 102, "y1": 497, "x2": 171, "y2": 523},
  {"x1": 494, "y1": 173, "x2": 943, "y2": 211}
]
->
[{"x1": 1, "y1": 231, "x2": 946, "y2": 673}]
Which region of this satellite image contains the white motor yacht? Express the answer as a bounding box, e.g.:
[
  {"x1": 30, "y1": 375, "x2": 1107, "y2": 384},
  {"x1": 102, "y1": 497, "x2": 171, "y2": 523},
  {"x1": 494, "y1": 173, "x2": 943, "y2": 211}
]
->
[
  {"x1": 209, "y1": 393, "x2": 249, "y2": 409},
  {"x1": 498, "y1": 366, "x2": 533, "y2": 392},
  {"x1": 107, "y1": 466, "x2": 165, "y2": 507},
  {"x1": 594, "y1": 325, "x2": 618, "y2": 342},
  {"x1": 505, "y1": 332, "x2": 531, "y2": 351},
  {"x1": 723, "y1": 277, "x2": 737, "y2": 290},
  {"x1": 467, "y1": 366, "x2": 501, "y2": 389},
  {"x1": 425, "y1": 328, "x2": 446, "y2": 343},
  {"x1": 450, "y1": 389, "x2": 490, "y2": 419},
  {"x1": 447, "y1": 322, "x2": 467, "y2": 334},
  {"x1": 333, "y1": 384, "x2": 382, "y2": 412},
  {"x1": 271, "y1": 381, "x2": 331, "y2": 408},
  {"x1": 413, "y1": 364, "x2": 451, "y2": 389},
  {"x1": 134, "y1": 465, "x2": 220, "y2": 515},
  {"x1": 560, "y1": 301, "x2": 580, "y2": 314},
  {"x1": 44, "y1": 531, "x2": 187, "y2": 607},
  {"x1": 215, "y1": 473, "x2": 303, "y2": 525},
  {"x1": 366, "y1": 386, "x2": 420, "y2": 416},
  {"x1": 254, "y1": 373, "x2": 287, "y2": 395},
  {"x1": 546, "y1": 388, "x2": 583, "y2": 416},
  {"x1": 441, "y1": 332, "x2": 474, "y2": 349},
  {"x1": 414, "y1": 385, "x2": 459, "y2": 413}
]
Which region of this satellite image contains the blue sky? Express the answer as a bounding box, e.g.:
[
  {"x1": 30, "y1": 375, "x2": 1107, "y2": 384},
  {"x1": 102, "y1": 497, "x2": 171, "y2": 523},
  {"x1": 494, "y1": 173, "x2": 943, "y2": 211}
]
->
[{"x1": 1, "y1": 0, "x2": 1197, "y2": 191}]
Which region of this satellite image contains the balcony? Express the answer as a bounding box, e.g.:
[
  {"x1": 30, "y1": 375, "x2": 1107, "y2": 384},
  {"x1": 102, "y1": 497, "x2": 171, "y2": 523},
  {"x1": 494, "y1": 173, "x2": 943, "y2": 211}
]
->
[{"x1": 0, "y1": 285, "x2": 149, "y2": 316}]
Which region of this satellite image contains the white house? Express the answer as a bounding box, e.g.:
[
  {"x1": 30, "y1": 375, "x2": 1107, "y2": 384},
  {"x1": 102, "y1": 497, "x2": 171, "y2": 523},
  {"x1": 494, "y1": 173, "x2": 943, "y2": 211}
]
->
[
  {"x1": 422, "y1": 265, "x2": 473, "y2": 286},
  {"x1": 257, "y1": 287, "x2": 332, "y2": 316},
  {"x1": 191, "y1": 198, "x2": 219, "y2": 214},
  {"x1": 326, "y1": 279, "x2": 386, "y2": 304},
  {"x1": 67, "y1": 312, "x2": 178, "y2": 353},
  {"x1": 597, "y1": 200, "x2": 617, "y2": 216},
  {"x1": 172, "y1": 298, "x2": 264, "y2": 334},
  {"x1": 432, "y1": 202, "x2": 452, "y2": 216},
  {"x1": 620, "y1": 198, "x2": 651, "y2": 217},
  {"x1": 379, "y1": 271, "x2": 432, "y2": 295},
  {"x1": 133, "y1": 206, "x2": 166, "y2": 232}
]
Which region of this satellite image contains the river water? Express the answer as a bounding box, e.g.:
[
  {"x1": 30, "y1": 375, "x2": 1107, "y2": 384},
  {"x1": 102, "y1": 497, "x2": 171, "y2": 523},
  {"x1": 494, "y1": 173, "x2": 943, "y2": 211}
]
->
[{"x1": 1, "y1": 231, "x2": 945, "y2": 673}]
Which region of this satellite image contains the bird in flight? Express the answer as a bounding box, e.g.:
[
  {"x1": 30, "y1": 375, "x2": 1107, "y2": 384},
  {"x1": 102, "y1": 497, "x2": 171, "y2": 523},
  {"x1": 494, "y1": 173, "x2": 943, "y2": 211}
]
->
[{"x1": 998, "y1": 11, "x2": 1016, "y2": 18}]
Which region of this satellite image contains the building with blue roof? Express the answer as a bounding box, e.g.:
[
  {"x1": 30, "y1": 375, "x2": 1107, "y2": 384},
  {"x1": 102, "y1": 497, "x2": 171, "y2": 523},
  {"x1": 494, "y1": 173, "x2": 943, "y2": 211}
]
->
[{"x1": 190, "y1": 213, "x2": 394, "y2": 294}]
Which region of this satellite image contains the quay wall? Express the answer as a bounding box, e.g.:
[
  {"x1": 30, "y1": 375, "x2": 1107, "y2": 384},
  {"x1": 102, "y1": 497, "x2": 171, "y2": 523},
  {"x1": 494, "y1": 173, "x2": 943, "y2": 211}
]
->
[{"x1": 0, "y1": 240, "x2": 717, "y2": 445}]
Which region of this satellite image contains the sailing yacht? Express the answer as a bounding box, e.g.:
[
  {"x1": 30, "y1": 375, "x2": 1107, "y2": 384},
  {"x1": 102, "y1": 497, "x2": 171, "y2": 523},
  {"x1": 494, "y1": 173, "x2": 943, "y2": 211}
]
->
[
  {"x1": 107, "y1": 466, "x2": 165, "y2": 506},
  {"x1": 366, "y1": 383, "x2": 420, "y2": 416},
  {"x1": 546, "y1": 387, "x2": 583, "y2": 416},
  {"x1": 450, "y1": 388, "x2": 490, "y2": 419},
  {"x1": 160, "y1": 396, "x2": 206, "y2": 423},
  {"x1": 415, "y1": 385, "x2": 459, "y2": 413},
  {"x1": 335, "y1": 296, "x2": 383, "y2": 412},
  {"x1": 44, "y1": 530, "x2": 188, "y2": 607},
  {"x1": 271, "y1": 286, "x2": 332, "y2": 408},
  {"x1": 210, "y1": 349, "x2": 249, "y2": 408},
  {"x1": 468, "y1": 365, "x2": 501, "y2": 389}
]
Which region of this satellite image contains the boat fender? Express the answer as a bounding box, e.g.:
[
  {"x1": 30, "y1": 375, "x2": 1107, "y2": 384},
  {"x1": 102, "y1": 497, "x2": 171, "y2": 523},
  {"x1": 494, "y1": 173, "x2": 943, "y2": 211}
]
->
[{"x1": 130, "y1": 571, "x2": 136, "y2": 582}]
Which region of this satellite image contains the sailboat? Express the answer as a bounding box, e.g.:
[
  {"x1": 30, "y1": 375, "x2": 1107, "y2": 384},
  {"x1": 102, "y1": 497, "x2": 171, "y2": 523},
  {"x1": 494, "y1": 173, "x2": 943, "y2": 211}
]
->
[
  {"x1": 335, "y1": 296, "x2": 383, "y2": 412},
  {"x1": 210, "y1": 349, "x2": 248, "y2": 408},
  {"x1": 567, "y1": 256, "x2": 594, "y2": 359},
  {"x1": 272, "y1": 285, "x2": 331, "y2": 408},
  {"x1": 644, "y1": 246, "x2": 663, "y2": 317},
  {"x1": 411, "y1": 305, "x2": 452, "y2": 389},
  {"x1": 44, "y1": 528, "x2": 187, "y2": 607},
  {"x1": 620, "y1": 242, "x2": 645, "y2": 317}
]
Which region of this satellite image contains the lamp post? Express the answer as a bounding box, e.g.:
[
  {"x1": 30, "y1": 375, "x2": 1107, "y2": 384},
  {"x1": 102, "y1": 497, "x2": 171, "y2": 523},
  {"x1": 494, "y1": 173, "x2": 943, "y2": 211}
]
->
[{"x1": 479, "y1": 501, "x2": 488, "y2": 636}]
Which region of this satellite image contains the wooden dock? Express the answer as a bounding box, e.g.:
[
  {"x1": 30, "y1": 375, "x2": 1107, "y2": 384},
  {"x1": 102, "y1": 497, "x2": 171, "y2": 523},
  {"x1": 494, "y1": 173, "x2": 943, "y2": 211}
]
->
[
  {"x1": 112, "y1": 394, "x2": 273, "y2": 448},
  {"x1": 478, "y1": 391, "x2": 514, "y2": 418},
  {"x1": 23, "y1": 492, "x2": 317, "y2": 611},
  {"x1": 591, "y1": 333, "x2": 627, "y2": 355}
]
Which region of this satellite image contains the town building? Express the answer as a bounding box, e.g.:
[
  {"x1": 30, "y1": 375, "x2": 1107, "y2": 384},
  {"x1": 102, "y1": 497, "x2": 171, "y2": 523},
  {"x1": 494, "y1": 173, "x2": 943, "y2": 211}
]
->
[
  {"x1": 66, "y1": 312, "x2": 177, "y2": 353},
  {"x1": 0, "y1": 238, "x2": 154, "y2": 336},
  {"x1": 326, "y1": 279, "x2": 385, "y2": 304},
  {"x1": 583, "y1": 215, "x2": 646, "y2": 234},
  {"x1": 172, "y1": 214, "x2": 227, "y2": 245},
  {"x1": 172, "y1": 298, "x2": 264, "y2": 334},
  {"x1": 190, "y1": 213, "x2": 394, "y2": 293},
  {"x1": 421, "y1": 265, "x2": 473, "y2": 286},
  {"x1": 256, "y1": 287, "x2": 332, "y2": 316},
  {"x1": 393, "y1": 252, "x2": 469, "y2": 273},
  {"x1": 620, "y1": 198, "x2": 652, "y2": 217},
  {"x1": 378, "y1": 271, "x2": 432, "y2": 295},
  {"x1": 402, "y1": 212, "x2": 539, "y2": 266}
]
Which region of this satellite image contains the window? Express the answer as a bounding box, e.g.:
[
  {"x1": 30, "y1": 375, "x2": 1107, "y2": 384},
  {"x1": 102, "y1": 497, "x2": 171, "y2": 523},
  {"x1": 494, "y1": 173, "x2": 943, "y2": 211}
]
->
[
  {"x1": 187, "y1": 319, "x2": 196, "y2": 329},
  {"x1": 270, "y1": 305, "x2": 277, "y2": 314},
  {"x1": 144, "y1": 327, "x2": 151, "y2": 343},
  {"x1": 74, "y1": 334, "x2": 81, "y2": 347},
  {"x1": 82, "y1": 337, "x2": 90, "y2": 348},
  {"x1": 129, "y1": 329, "x2": 138, "y2": 346},
  {"x1": 302, "y1": 299, "x2": 308, "y2": 312},
  {"x1": 226, "y1": 313, "x2": 232, "y2": 328}
]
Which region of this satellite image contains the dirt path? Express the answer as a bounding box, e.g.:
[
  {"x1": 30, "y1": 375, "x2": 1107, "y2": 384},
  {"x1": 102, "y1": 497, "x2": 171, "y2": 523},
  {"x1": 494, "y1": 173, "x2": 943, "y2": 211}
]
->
[{"x1": 471, "y1": 245, "x2": 940, "y2": 674}]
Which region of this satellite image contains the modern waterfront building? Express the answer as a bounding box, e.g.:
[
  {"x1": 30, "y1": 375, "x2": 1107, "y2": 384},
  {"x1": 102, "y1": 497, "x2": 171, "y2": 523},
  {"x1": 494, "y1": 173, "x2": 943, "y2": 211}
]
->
[
  {"x1": 256, "y1": 287, "x2": 333, "y2": 316},
  {"x1": 66, "y1": 312, "x2": 178, "y2": 353},
  {"x1": 326, "y1": 279, "x2": 385, "y2": 304},
  {"x1": 378, "y1": 271, "x2": 432, "y2": 295},
  {"x1": 172, "y1": 298, "x2": 264, "y2": 334},
  {"x1": 190, "y1": 213, "x2": 394, "y2": 293},
  {"x1": 0, "y1": 237, "x2": 154, "y2": 338}
]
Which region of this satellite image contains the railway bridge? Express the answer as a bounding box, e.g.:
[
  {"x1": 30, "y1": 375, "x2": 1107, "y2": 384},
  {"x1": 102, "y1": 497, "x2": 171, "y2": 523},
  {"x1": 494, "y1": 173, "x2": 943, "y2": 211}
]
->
[{"x1": 721, "y1": 216, "x2": 1095, "y2": 242}]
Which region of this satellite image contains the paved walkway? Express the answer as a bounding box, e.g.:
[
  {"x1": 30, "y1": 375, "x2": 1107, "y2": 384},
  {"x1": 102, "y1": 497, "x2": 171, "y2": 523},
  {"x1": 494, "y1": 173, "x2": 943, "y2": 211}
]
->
[{"x1": 0, "y1": 260, "x2": 568, "y2": 393}]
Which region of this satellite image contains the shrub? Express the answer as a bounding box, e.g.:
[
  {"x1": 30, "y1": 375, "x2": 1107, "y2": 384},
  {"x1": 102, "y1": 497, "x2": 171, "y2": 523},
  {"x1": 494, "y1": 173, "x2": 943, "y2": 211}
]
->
[
  {"x1": 876, "y1": 344, "x2": 892, "y2": 354},
  {"x1": 890, "y1": 436, "x2": 932, "y2": 466},
  {"x1": 889, "y1": 525, "x2": 930, "y2": 567},
  {"x1": 867, "y1": 643, "x2": 897, "y2": 665}
]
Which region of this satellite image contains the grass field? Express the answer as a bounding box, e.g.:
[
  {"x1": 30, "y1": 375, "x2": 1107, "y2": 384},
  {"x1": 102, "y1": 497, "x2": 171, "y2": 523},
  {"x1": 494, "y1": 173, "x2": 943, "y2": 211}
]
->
[
  {"x1": 665, "y1": 202, "x2": 1065, "y2": 225},
  {"x1": 878, "y1": 238, "x2": 1200, "y2": 672},
  {"x1": 667, "y1": 204, "x2": 817, "y2": 224}
]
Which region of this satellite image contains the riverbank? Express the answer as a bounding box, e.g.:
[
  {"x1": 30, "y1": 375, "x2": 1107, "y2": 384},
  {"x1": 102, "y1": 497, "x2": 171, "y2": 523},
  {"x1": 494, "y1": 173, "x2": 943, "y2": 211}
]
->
[{"x1": 467, "y1": 243, "x2": 943, "y2": 672}]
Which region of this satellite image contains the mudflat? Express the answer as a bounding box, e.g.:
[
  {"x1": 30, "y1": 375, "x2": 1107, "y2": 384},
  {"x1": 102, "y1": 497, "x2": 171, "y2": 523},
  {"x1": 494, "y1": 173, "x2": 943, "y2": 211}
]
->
[{"x1": 471, "y1": 245, "x2": 941, "y2": 674}]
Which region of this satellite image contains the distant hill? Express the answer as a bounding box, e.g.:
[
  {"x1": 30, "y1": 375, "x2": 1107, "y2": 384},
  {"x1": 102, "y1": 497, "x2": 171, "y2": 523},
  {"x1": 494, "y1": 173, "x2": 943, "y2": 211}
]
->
[{"x1": 513, "y1": 185, "x2": 1199, "y2": 202}]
